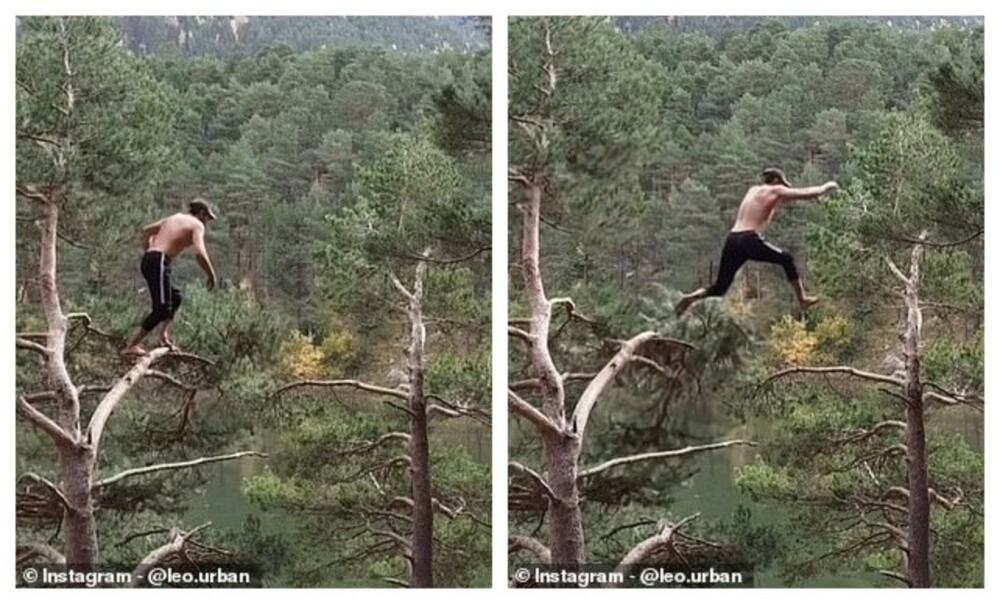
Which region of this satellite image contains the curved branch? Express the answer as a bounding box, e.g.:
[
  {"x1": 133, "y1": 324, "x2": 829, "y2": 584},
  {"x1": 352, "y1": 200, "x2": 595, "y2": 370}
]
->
[
  {"x1": 131, "y1": 522, "x2": 211, "y2": 586},
  {"x1": 508, "y1": 325, "x2": 532, "y2": 344},
  {"x1": 274, "y1": 379, "x2": 409, "y2": 401},
  {"x1": 338, "y1": 432, "x2": 411, "y2": 456},
  {"x1": 509, "y1": 389, "x2": 560, "y2": 436},
  {"x1": 510, "y1": 372, "x2": 596, "y2": 392},
  {"x1": 16, "y1": 337, "x2": 50, "y2": 356},
  {"x1": 17, "y1": 395, "x2": 74, "y2": 447},
  {"x1": 570, "y1": 330, "x2": 660, "y2": 438},
  {"x1": 616, "y1": 513, "x2": 700, "y2": 571},
  {"x1": 878, "y1": 569, "x2": 912, "y2": 586},
  {"x1": 579, "y1": 440, "x2": 757, "y2": 480},
  {"x1": 765, "y1": 365, "x2": 904, "y2": 389},
  {"x1": 509, "y1": 461, "x2": 557, "y2": 502},
  {"x1": 17, "y1": 542, "x2": 66, "y2": 565},
  {"x1": 95, "y1": 451, "x2": 267, "y2": 488},
  {"x1": 143, "y1": 369, "x2": 197, "y2": 391},
  {"x1": 87, "y1": 347, "x2": 172, "y2": 451},
  {"x1": 508, "y1": 534, "x2": 551, "y2": 563},
  {"x1": 17, "y1": 472, "x2": 72, "y2": 511}
]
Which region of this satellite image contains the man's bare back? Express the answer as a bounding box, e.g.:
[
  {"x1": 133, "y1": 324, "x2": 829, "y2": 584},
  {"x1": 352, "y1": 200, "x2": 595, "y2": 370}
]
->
[{"x1": 146, "y1": 213, "x2": 203, "y2": 257}]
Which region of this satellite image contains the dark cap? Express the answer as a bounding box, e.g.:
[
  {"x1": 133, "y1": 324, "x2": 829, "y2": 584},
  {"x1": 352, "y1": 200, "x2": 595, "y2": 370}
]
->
[
  {"x1": 762, "y1": 168, "x2": 792, "y2": 187},
  {"x1": 188, "y1": 198, "x2": 217, "y2": 220}
]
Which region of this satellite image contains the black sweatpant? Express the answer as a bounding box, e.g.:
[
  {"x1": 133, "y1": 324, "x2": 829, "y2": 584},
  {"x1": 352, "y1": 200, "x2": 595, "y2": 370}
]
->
[
  {"x1": 705, "y1": 230, "x2": 799, "y2": 297},
  {"x1": 140, "y1": 251, "x2": 182, "y2": 331}
]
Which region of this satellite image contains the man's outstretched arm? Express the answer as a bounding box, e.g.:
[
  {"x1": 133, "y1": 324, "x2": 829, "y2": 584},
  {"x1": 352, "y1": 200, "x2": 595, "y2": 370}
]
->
[
  {"x1": 192, "y1": 227, "x2": 217, "y2": 290},
  {"x1": 774, "y1": 181, "x2": 839, "y2": 202}
]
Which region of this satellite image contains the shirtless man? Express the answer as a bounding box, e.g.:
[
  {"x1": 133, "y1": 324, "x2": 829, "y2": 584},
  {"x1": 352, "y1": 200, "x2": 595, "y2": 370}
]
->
[
  {"x1": 121, "y1": 199, "x2": 218, "y2": 356},
  {"x1": 675, "y1": 168, "x2": 839, "y2": 317}
]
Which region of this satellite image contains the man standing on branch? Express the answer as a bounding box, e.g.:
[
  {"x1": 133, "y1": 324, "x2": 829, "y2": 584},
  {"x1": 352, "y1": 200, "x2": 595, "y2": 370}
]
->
[
  {"x1": 122, "y1": 198, "x2": 219, "y2": 356},
  {"x1": 675, "y1": 168, "x2": 839, "y2": 317}
]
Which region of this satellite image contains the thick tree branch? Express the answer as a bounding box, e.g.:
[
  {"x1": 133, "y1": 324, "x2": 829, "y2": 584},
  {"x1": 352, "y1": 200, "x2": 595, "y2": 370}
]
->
[
  {"x1": 131, "y1": 522, "x2": 211, "y2": 586},
  {"x1": 509, "y1": 461, "x2": 557, "y2": 502},
  {"x1": 17, "y1": 395, "x2": 74, "y2": 447},
  {"x1": 509, "y1": 534, "x2": 552, "y2": 563},
  {"x1": 94, "y1": 451, "x2": 267, "y2": 488},
  {"x1": 508, "y1": 325, "x2": 532, "y2": 344},
  {"x1": 17, "y1": 542, "x2": 66, "y2": 565},
  {"x1": 16, "y1": 337, "x2": 51, "y2": 356},
  {"x1": 616, "y1": 513, "x2": 700, "y2": 571},
  {"x1": 878, "y1": 569, "x2": 912, "y2": 586},
  {"x1": 570, "y1": 330, "x2": 660, "y2": 438},
  {"x1": 510, "y1": 372, "x2": 596, "y2": 392},
  {"x1": 17, "y1": 472, "x2": 73, "y2": 511},
  {"x1": 509, "y1": 389, "x2": 560, "y2": 436},
  {"x1": 765, "y1": 365, "x2": 904, "y2": 388},
  {"x1": 579, "y1": 440, "x2": 757, "y2": 480},
  {"x1": 275, "y1": 379, "x2": 409, "y2": 401},
  {"x1": 519, "y1": 181, "x2": 567, "y2": 424},
  {"x1": 87, "y1": 347, "x2": 172, "y2": 451}
]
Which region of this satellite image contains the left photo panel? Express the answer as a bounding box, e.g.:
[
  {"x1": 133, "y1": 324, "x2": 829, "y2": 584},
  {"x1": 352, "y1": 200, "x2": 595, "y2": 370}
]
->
[{"x1": 15, "y1": 16, "x2": 492, "y2": 588}]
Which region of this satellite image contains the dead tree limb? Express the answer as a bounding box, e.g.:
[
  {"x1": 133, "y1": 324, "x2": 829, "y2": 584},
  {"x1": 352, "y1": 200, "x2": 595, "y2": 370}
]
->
[
  {"x1": 579, "y1": 440, "x2": 757, "y2": 480},
  {"x1": 94, "y1": 451, "x2": 267, "y2": 488}
]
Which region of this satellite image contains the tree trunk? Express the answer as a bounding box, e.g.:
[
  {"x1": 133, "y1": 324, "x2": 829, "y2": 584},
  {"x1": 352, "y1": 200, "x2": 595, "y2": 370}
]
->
[
  {"x1": 543, "y1": 433, "x2": 584, "y2": 566},
  {"x1": 37, "y1": 199, "x2": 100, "y2": 568},
  {"x1": 403, "y1": 258, "x2": 433, "y2": 587},
  {"x1": 900, "y1": 241, "x2": 930, "y2": 588},
  {"x1": 905, "y1": 391, "x2": 930, "y2": 587},
  {"x1": 59, "y1": 446, "x2": 98, "y2": 567},
  {"x1": 409, "y1": 395, "x2": 434, "y2": 587}
]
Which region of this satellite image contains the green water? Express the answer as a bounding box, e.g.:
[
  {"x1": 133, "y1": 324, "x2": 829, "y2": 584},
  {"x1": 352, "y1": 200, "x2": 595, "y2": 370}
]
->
[
  {"x1": 667, "y1": 400, "x2": 983, "y2": 588},
  {"x1": 181, "y1": 421, "x2": 491, "y2": 583}
]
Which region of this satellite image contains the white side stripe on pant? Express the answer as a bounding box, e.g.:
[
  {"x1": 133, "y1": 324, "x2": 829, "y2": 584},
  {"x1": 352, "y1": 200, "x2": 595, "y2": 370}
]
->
[{"x1": 159, "y1": 254, "x2": 165, "y2": 305}]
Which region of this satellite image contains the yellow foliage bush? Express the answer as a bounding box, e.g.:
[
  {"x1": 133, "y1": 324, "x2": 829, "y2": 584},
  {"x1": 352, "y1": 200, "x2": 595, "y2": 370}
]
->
[
  {"x1": 769, "y1": 313, "x2": 852, "y2": 366},
  {"x1": 318, "y1": 316, "x2": 358, "y2": 372},
  {"x1": 279, "y1": 331, "x2": 326, "y2": 379},
  {"x1": 814, "y1": 315, "x2": 850, "y2": 349},
  {"x1": 769, "y1": 316, "x2": 818, "y2": 365}
]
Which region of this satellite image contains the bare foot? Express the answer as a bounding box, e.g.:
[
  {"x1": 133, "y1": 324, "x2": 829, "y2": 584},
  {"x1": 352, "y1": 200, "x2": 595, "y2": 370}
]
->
[
  {"x1": 120, "y1": 345, "x2": 147, "y2": 358},
  {"x1": 799, "y1": 295, "x2": 820, "y2": 310},
  {"x1": 675, "y1": 294, "x2": 698, "y2": 317},
  {"x1": 157, "y1": 339, "x2": 180, "y2": 352}
]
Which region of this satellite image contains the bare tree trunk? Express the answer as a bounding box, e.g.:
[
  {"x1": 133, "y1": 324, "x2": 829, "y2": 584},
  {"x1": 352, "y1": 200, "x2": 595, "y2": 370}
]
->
[
  {"x1": 899, "y1": 243, "x2": 930, "y2": 588},
  {"x1": 409, "y1": 395, "x2": 434, "y2": 587},
  {"x1": 401, "y1": 259, "x2": 433, "y2": 587},
  {"x1": 38, "y1": 199, "x2": 99, "y2": 567},
  {"x1": 542, "y1": 433, "x2": 584, "y2": 566},
  {"x1": 59, "y1": 447, "x2": 98, "y2": 567}
]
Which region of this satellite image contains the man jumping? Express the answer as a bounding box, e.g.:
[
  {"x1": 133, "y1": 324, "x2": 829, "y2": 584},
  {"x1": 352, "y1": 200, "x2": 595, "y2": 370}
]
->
[
  {"x1": 675, "y1": 168, "x2": 839, "y2": 317},
  {"x1": 121, "y1": 198, "x2": 219, "y2": 356}
]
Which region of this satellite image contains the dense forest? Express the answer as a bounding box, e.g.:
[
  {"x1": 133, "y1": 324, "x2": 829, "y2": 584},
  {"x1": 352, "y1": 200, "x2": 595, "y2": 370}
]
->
[
  {"x1": 508, "y1": 16, "x2": 982, "y2": 588},
  {"x1": 15, "y1": 16, "x2": 491, "y2": 587}
]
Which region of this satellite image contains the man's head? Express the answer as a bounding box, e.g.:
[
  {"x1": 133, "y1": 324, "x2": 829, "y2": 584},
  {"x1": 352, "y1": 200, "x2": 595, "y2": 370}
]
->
[
  {"x1": 762, "y1": 168, "x2": 792, "y2": 187},
  {"x1": 188, "y1": 198, "x2": 217, "y2": 224}
]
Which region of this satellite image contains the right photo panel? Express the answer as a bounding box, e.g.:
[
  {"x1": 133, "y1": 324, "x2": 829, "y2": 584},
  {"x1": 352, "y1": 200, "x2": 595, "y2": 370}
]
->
[{"x1": 508, "y1": 15, "x2": 983, "y2": 588}]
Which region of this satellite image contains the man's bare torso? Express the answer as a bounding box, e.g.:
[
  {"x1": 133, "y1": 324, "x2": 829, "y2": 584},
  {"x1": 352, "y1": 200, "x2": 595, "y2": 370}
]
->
[
  {"x1": 148, "y1": 213, "x2": 203, "y2": 257},
  {"x1": 732, "y1": 185, "x2": 781, "y2": 233}
]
